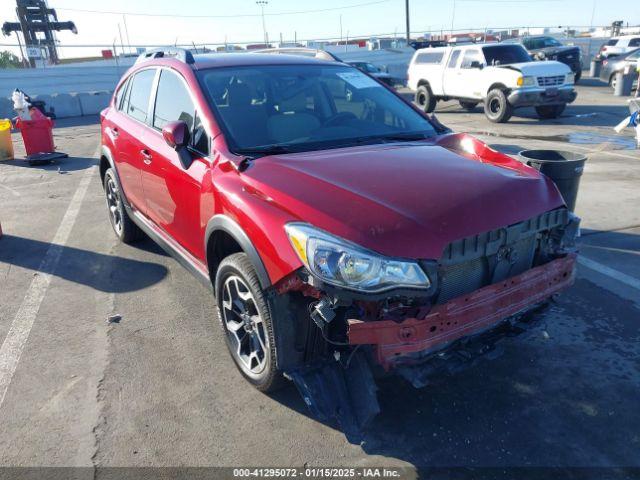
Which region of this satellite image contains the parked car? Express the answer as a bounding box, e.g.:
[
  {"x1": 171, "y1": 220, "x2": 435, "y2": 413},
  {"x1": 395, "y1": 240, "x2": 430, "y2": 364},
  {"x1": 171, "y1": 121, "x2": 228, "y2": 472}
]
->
[
  {"x1": 505, "y1": 36, "x2": 582, "y2": 83},
  {"x1": 598, "y1": 35, "x2": 640, "y2": 59},
  {"x1": 347, "y1": 61, "x2": 396, "y2": 86},
  {"x1": 408, "y1": 43, "x2": 577, "y2": 122},
  {"x1": 409, "y1": 40, "x2": 447, "y2": 50},
  {"x1": 599, "y1": 48, "x2": 640, "y2": 87},
  {"x1": 100, "y1": 48, "x2": 579, "y2": 431}
]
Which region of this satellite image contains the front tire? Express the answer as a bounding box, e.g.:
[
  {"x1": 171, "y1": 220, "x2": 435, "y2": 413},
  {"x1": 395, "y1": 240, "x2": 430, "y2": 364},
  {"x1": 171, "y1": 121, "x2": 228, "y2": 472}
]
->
[
  {"x1": 535, "y1": 104, "x2": 566, "y2": 119},
  {"x1": 484, "y1": 89, "x2": 513, "y2": 123},
  {"x1": 103, "y1": 168, "x2": 143, "y2": 243},
  {"x1": 415, "y1": 84, "x2": 437, "y2": 113},
  {"x1": 215, "y1": 253, "x2": 285, "y2": 392}
]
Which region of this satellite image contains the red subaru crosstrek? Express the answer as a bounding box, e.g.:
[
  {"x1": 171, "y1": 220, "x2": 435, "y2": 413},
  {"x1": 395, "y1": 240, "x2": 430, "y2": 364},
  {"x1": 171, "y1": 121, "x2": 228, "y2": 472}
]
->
[{"x1": 100, "y1": 48, "x2": 579, "y2": 431}]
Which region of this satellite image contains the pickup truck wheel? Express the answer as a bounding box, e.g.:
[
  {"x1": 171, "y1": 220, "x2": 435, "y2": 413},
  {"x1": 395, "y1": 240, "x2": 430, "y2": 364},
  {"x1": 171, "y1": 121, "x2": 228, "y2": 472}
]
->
[
  {"x1": 415, "y1": 85, "x2": 437, "y2": 113},
  {"x1": 103, "y1": 168, "x2": 143, "y2": 243},
  {"x1": 484, "y1": 89, "x2": 513, "y2": 123},
  {"x1": 215, "y1": 252, "x2": 285, "y2": 393},
  {"x1": 574, "y1": 70, "x2": 582, "y2": 83},
  {"x1": 459, "y1": 100, "x2": 479, "y2": 111},
  {"x1": 535, "y1": 104, "x2": 566, "y2": 119}
]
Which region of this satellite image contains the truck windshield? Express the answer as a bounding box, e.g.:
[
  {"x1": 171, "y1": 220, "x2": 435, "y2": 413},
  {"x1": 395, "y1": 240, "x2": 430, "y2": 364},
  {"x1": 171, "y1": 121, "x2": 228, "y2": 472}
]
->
[
  {"x1": 197, "y1": 64, "x2": 437, "y2": 154},
  {"x1": 529, "y1": 37, "x2": 562, "y2": 49},
  {"x1": 482, "y1": 45, "x2": 532, "y2": 65}
]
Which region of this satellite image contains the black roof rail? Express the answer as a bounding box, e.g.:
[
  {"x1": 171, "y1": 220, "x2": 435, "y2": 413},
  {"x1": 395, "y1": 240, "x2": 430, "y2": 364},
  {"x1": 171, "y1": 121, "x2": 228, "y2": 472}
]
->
[{"x1": 135, "y1": 47, "x2": 195, "y2": 65}]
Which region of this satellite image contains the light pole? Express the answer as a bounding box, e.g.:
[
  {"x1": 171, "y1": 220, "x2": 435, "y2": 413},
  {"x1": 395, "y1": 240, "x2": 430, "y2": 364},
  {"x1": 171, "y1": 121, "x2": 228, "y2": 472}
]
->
[
  {"x1": 256, "y1": 1, "x2": 268, "y2": 46},
  {"x1": 405, "y1": 0, "x2": 410, "y2": 45}
]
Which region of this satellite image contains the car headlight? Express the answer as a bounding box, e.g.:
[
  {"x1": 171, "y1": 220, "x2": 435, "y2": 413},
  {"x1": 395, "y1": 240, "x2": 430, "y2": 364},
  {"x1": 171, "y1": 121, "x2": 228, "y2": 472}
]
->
[
  {"x1": 565, "y1": 72, "x2": 575, "y2": 84},
  {"x1": 517, "y1": 75, "x2": 537, "y2": 87},
  {"x1": 285, "y1": 223, "x2": 430, "y2": 293}
]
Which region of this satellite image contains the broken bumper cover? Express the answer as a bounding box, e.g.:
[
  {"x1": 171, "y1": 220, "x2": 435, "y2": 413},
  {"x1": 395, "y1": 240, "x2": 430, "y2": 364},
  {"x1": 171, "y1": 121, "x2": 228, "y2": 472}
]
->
[
  {"x1": 508, "y1": 85, "x2": 577, "y2": 107},
  {"x1": 348, "y1": 255, "x2": 576, "y2": 369}
]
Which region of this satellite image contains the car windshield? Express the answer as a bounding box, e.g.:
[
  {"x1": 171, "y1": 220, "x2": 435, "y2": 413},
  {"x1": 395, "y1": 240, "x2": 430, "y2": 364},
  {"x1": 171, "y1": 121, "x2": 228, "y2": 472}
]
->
[
  {"x1": 529, "y1": 37, "x2": 562, "y2": 49},
  {"x1": 482, "y1": 45, "x2": 532, "y2": 65},
  {"x1": 197, "y1": 64, "x2": 437, "y2": 153}
]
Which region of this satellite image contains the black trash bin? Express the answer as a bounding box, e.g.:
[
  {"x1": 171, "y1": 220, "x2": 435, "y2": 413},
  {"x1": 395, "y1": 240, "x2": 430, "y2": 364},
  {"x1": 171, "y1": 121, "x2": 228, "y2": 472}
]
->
[{"x1": 518, "y1": 150, "x2": 586, "y2": 211}]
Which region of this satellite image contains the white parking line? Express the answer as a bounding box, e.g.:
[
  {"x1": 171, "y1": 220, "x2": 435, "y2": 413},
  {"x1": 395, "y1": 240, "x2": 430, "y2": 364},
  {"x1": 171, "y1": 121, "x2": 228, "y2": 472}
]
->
[
  {"x1": 578, "y1": 256, "x2": 640, "y2": 291},
  {"x1": 0, "y1": 162, "x2": 96, "y2": 409},
  {"x1": 0, "y1": 183, "x2": 21, "y2": 197}
]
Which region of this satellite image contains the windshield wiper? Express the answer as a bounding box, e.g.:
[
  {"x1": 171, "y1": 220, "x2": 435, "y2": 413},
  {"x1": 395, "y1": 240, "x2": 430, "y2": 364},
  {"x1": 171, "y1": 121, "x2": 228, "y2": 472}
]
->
[
  {"x1": 234, "y1": 144, "x2": 298, "y2": 172},
  {"x1": 234, "y1": 144, "x2": 296, "y2": 157},
  {"x1": 376, "y1": 132, "x2": 432, "y2": 142}
]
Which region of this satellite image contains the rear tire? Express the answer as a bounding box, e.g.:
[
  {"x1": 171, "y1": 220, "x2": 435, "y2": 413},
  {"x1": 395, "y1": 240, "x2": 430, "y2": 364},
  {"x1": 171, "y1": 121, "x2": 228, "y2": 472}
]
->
[
  {"x1": 484, "y1": 89, "x2": 513, "y2": 123},
  {"x1": 415, "y1": 84, "x2": 437, "y2": 113},
  {"x1": 459, "y1": 100, "x2": 479, "y2": 111},
  {"x1": 574, "y1": 70, "x2": 582, "y2": 83},
  {"x1": 103, "y1": 168, "x2": 143, "y2": 244},
  {"x1": 535, "y1": 104, "x2": 566, "y2": 119},
  {"x1": 215, "y1": 253, "x2": 286, "y2": 393}
]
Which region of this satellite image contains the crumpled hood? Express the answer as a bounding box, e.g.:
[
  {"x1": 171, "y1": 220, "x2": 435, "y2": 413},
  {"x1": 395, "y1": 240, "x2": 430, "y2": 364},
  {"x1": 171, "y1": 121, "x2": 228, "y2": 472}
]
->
[
  {"x1": 495, "y1": 60, "x2": 571, "y2": 76},
  {"x1": 242, "y1": 142, "x2": 565, "y2": 260}
]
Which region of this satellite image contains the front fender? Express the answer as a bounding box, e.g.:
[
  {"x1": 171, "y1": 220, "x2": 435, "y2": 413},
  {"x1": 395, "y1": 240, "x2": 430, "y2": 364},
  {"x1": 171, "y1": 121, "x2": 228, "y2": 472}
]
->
[{"x1": 205, "y1": 215, "x2": 272, "y2": 289}]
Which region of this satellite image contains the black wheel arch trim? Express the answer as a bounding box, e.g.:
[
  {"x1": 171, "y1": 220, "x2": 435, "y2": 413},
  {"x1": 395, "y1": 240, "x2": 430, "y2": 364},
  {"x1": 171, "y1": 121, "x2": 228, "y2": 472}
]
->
[
  {"x1": 205, "y1": 215, "x2": 272, "y2": 290},
  {"x1": 100, "y1": 145, "x2": 132, "y2": 211}
]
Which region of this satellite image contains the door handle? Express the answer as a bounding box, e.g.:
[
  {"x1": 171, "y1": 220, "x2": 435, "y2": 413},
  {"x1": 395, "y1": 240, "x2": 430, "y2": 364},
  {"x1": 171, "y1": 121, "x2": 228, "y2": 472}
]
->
[
  {"x1": 141, "y1": 149, "x2": 152, "y2": 165},
  {"x1": 111, "y1": 127, "x2": 119, "y2": 138}
]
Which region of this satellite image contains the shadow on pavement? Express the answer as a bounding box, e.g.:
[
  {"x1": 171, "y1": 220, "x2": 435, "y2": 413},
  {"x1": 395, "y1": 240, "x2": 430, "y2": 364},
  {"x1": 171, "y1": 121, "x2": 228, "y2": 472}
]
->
[
  {"x1": 269, "y1": 279, "x2": 640, "y2": 469},
  {"x1": 0, "y1": 156, "x2": 97, "y2": 173},
  {"x1": 0, "y1": 235, "x2": 167, "y2": 293}
]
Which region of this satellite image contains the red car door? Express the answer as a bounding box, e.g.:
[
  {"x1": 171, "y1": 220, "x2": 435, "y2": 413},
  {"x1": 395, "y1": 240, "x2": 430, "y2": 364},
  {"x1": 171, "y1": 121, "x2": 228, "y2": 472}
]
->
[
  {"x1": 111, "y1": 68, "x2": 157, "y2": 214},
  {"x1": 140, "y1": 69, "x2": 211, "y2": 260}
]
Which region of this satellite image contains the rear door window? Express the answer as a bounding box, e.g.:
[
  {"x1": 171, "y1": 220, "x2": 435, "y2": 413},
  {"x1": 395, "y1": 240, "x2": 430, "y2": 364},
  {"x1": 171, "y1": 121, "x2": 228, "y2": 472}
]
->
[
  {"x1": 152, "y1": 70, "x2": 195, "y2": 130},
  {"x1": 606, "y1": 39, "x2": 618, "y2": 46},
  {"x1": 126, "y1": 69, "x2": 156, "y2": 123},
  {"x1": 629, "y1": 38, "x2": 640, "y2": 47},
  {"x1": 114, "y1": 79, "x2": 129, "y2": 111},
  {"x1": 447, "y1": 50, "x2": 461, "y2": 68},
  {"x1": 460, "y1": 49, "x2": 482, "y2": 69},
  {"x1": 415, "y1": 51, "x2": 444, "y2": 64}
]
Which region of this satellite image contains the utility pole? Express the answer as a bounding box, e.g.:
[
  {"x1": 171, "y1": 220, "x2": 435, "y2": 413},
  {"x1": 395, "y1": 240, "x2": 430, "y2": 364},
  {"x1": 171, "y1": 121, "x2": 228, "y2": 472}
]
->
[
  {"x1": 256, "y1": 1, "x2": 268, "y2": 46},
  {"x1": 123, "y1": 14, "x2": 132, "y2": 54},
  {"x1": 117, "y1": 23, "x2": 125, "y2": 57},
  {"x1": 450, "y1": 0, "x2": 457, "y2": 37},
  {"x1": 405, "y1": 0, "x2": 410, "y2": 45},
  {"x1": 2, "y1": 0, "x2": 77, "y2": 67}
]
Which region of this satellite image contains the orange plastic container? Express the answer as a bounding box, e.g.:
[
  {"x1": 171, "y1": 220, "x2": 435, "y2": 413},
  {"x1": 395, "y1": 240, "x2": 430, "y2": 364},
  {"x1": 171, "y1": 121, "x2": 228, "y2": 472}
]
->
[{"x1": 15, "y1": 109, "x2": 55, "y2": 157}]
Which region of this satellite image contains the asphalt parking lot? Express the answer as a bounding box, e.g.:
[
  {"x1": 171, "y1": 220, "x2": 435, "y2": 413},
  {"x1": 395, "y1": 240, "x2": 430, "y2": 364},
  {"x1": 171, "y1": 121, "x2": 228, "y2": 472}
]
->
[{"x1": 1, "y1": 77, "x2": 639, "y2": 474}]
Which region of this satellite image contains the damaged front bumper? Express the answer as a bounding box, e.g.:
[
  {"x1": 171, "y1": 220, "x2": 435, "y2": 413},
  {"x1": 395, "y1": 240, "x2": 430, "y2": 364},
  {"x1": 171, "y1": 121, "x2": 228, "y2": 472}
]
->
[
  {"x1": 348, "y1": 255, "x2": 576, "y2": 370},
  {"x1": 508, "y1": 85, "x2": 577, "y2": 107}
]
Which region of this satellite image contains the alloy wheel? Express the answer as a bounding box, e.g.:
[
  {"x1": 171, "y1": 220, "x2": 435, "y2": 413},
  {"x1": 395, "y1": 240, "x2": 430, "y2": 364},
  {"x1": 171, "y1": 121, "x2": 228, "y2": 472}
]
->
[
  {"x1": 489, "y1": 98, "x2": 501, "y2": 115},
  {"x1": 106, "y1": 176, "x2": 123, "y2": 235},
  {"x1": 221, "y1": 275, "x2": 269, "y2": 376}
]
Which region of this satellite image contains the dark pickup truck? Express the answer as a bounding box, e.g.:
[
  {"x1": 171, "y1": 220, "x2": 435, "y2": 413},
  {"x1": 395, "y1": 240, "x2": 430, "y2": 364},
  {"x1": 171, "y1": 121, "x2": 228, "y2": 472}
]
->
[{"x1": 505, "y1": 36, "x2": 583, "y2": 82}]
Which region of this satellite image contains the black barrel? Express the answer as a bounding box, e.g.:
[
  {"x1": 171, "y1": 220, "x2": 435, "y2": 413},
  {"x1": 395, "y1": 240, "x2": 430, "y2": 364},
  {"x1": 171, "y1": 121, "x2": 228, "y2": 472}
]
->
[{"x1": 518, "y1": 150, "x2": 586, "y2": 211}]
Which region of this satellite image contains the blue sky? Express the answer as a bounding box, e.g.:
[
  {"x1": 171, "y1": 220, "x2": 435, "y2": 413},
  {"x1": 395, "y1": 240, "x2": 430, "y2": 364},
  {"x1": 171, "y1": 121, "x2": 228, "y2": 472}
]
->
[{"x1": 1, "y1": 0, "x2": 638, "y2": 52}]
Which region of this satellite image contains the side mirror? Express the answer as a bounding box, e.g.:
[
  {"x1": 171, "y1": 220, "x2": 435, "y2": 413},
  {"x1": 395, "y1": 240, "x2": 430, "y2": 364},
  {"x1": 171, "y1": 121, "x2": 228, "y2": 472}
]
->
[
  {"x1": 162, "y1": 120, "x2": 189, "y2": 149},
  {"x1": 470, "y1": 61, "x2": 483, "y2": 69},
  {"x1": 162, "y1": 120, "x2": 193, "y2": 169}
]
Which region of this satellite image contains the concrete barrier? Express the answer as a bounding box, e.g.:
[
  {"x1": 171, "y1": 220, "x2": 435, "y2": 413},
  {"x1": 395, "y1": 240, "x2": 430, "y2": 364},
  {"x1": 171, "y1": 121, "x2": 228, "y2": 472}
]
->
[
  {"x1": 0, "y1": 97, "x2": 13, "y2": 120},
  {"x1": 32, "y1": 93, "x2": 82, "y2": 119},
  {"x1": 78, "y1": 91, "x2": 113, "y2": 116}
]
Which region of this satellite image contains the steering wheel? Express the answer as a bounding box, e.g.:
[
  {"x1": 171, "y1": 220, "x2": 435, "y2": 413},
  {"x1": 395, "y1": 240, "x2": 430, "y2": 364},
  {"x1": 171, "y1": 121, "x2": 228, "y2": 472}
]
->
[{"x1": 323, "y1": 112, "x2": 358, "y2": 127}]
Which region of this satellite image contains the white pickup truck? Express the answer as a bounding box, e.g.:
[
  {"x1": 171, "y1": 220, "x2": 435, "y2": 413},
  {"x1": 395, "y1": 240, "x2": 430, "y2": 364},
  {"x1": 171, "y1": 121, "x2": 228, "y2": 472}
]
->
[{"x1": 407, "y1": 43, "x2": 577, "y2": 122}]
